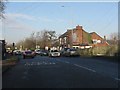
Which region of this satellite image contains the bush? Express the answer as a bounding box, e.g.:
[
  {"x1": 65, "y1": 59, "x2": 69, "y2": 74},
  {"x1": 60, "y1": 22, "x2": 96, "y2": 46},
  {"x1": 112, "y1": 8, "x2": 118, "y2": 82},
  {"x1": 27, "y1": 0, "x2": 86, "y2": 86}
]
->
[
  {"x1": 78, "y1": 45, "x2": 118, "y2": 56},
  {"x1": 92, "y1": 46, "x2": 110, "y2": 56},
  {"x1": 2, "y1": 56, "x2": 19, "y2": 73},
  {"x1": 3, "y1": 56, "x2": 19, "y2": 64},
  {"x1": 78, "y1": 48, "x2": 93, "y2": 56},
  {"x1": 105, "y1": 45, "x2": 118, "y2": 56}
]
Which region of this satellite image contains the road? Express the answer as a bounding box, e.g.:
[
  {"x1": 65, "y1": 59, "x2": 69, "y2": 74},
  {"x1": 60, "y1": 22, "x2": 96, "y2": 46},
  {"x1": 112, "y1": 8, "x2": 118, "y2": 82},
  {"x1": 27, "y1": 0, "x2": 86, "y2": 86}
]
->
[{"x1": 2, "y1": 55, "x2": 119, "y2": 88}]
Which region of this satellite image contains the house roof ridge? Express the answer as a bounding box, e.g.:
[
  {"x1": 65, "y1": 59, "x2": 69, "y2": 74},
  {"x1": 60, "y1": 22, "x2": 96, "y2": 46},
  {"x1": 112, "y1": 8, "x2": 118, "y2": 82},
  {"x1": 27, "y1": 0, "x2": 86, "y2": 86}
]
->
[{"x1": 90, "y1": 32, "x2": 103, "y2": 39}]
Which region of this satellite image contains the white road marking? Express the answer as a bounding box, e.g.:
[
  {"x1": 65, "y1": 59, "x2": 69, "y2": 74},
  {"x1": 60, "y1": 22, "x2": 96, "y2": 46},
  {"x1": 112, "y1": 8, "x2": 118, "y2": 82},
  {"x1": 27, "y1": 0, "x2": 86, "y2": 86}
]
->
[
  {"x1": 114, "y1": 78, "x2": 120, "y2": 81},
  {"x1": 64, "y1": 61, "x2": 70, "y2": 64},
  {"x1": 37, "y1": 62, "x2": 41, "y2": 65},
  {"x1": 74, "y1": 64, "x2": 96, "y2": 73},
  {"x1": 25, "y1": 62, "x2": 57, "y2": 66},
  {"x1": 56, "y1": 59, "x2": 70, "y2": 64},
  {"x1": 53, "y1": 63, "x2": 56, "y2": 64},
  {"x1": 44, "y1": 62, "x2": 47, "y2": 65}
]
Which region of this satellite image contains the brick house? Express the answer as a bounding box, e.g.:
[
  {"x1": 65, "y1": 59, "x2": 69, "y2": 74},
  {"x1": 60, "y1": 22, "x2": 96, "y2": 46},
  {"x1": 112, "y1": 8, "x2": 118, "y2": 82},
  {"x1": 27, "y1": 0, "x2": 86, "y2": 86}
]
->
[{"x1": 59, "y1": 25, "x2": 109, "y2": 49}]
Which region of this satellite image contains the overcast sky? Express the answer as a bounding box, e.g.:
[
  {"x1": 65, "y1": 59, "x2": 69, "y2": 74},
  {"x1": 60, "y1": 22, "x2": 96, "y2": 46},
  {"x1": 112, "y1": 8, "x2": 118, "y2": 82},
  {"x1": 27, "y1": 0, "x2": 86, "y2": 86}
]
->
[{"x1": 1, "y1": 0, "x2": 118, "y2": 44}]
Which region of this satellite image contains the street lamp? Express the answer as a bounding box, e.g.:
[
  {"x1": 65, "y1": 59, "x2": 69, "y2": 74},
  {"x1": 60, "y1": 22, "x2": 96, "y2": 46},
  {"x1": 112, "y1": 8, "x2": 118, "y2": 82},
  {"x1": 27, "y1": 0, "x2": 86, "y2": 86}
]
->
[{"x1": 36, "y1": 32, "x2": 40, "y2": 49}]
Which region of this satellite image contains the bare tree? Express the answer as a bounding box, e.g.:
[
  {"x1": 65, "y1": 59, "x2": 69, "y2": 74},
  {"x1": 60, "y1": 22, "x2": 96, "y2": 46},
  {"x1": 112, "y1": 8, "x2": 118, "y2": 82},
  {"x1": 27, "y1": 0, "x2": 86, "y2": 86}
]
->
[
  {"x1": 107, "y1": 32, "x2": 118, "y2": 45},
  {"x1": 34, "y1": 30, "x2": 57, "y2": 49},
  {"x1": 16, "y1": 30, "x2": 58, "y2": 50},
  {"x1": 0, "y1": 0, "x2": 6, "y2": 19}
]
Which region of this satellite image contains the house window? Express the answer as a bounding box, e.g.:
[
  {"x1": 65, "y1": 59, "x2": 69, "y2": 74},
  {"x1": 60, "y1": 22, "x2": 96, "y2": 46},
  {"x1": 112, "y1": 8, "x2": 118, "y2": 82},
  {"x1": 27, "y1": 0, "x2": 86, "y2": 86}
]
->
[
  {"x1": 97, "y1": 40, "x2": 101, "y2": 43},
  {"x1": 92, "y1": 39, "x2": 97, "y2": 44},
  {"x1": 64, "y1": 37, "x2": 67, "y2": 43},
  {"x1": 92, "y1": 39, "x2": 102, "y2": 44},
  {"x1": 59, "y1": 38, "x2": 62, "y2": 44}
]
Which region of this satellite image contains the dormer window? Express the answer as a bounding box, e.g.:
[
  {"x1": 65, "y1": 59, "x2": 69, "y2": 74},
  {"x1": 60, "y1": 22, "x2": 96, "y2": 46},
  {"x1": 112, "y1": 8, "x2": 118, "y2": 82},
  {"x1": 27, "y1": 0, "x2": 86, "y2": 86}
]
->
[
  {"x1": 93, "y1": 39, "x2": 97, "y2": 44},
  {"x1": 97, "y1": 40, "x2": 101, "y2": 43},
  {"x1": 59, "y1": 38, "x2": 62, "y2": 44},
  {"x1": 64, "y1": 37, "x2": 67, "y2": 43},
  {"x1": 92, "y1": 39, "x2": 101, "y2": 44}
]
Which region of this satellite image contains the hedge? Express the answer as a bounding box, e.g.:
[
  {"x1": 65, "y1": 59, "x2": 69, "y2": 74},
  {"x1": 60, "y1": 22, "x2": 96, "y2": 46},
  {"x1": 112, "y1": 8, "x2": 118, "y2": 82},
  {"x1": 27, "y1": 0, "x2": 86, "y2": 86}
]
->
[{"x1": 78, "y1": 45, "x2": 118, "y2": 56}]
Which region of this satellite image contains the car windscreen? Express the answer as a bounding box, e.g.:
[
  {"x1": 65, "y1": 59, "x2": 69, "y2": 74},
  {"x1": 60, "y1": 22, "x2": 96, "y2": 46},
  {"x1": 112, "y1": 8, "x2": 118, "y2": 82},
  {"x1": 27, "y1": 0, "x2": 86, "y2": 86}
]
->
[
  {"x1": 51, "y1": 50, "x2": 58, "y2": 52},
  {"x1": 64, "y1": 48, "x2": 70, "y2": 51},
  {"x1": 70, "y1": 49, "x2": 77, "y2": 51},
  {"x1": 36, "y1": 50, "x2": 40, "y2": 52}
]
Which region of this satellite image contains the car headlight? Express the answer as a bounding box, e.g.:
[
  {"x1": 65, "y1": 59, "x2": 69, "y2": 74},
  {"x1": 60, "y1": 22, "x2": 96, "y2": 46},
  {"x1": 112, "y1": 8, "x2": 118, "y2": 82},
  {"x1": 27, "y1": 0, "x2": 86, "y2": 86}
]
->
[{"x1": 58, "y1": 53, "x2": 60, "y2": 56}]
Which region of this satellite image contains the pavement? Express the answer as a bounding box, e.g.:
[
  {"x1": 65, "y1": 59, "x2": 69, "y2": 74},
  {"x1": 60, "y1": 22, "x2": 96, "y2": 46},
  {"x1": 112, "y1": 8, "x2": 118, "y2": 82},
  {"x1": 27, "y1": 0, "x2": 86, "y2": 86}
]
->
[{"x1": 2, "y1": 55, "x2": 119, "y2": 88}]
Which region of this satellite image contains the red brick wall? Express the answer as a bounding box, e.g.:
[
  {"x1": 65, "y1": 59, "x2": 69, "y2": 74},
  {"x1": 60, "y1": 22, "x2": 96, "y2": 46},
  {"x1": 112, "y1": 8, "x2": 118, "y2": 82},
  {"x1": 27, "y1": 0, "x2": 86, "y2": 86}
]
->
[
  {"x1": 91, "y1": 32, "x2": 103, "y2": 40},
  {"x1": 74, "y1": 25, "x2": 83, "y2": 44},
  {"x1": 66, "y1": 25, "x2": 88, "y2": 45},
  {"x1": 59, "y1": 25, "x2": 109, "y2": 47}
]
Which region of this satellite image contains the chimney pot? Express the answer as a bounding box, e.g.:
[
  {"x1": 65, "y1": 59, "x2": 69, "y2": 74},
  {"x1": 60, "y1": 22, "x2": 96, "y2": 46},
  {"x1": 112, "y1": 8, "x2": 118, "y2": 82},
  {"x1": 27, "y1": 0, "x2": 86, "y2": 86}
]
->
[{"x1": 76, "y1": 25, "x2": 82, "y2": 29}]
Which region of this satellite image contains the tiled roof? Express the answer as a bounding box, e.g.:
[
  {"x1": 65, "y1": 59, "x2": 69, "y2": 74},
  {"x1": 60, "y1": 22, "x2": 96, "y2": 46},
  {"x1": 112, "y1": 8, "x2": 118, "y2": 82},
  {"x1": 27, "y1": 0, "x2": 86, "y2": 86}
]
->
[{"x1": 90, "y1": 32, "x2": 103, "y2": 40}]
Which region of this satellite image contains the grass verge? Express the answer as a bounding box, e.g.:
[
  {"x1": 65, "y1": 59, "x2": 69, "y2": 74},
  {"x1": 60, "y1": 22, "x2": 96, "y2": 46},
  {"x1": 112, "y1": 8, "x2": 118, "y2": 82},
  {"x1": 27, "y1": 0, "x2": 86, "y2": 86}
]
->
[{"x1": 2, "y1": 56, "x2": 19, "y2": 73}]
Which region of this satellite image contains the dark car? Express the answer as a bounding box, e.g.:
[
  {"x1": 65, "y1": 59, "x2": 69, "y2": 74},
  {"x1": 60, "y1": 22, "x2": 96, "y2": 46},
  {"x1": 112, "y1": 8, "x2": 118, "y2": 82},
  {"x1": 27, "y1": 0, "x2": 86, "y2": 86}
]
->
[
  {"x1": 61, "y1": 48, "x2": 79, "y2": 56},
  {"x1": 35, "y1": 49, "x2": 48, "y2": 56},
  {"x1": 13, "y1": 50, "x2": 22, "y2": 55},
  {"x1": 23, "y1": 50, "x2": 36, "y2": 59},
  {"x1": 60, "y1": 48, "x2": 70, "y2": 56}
]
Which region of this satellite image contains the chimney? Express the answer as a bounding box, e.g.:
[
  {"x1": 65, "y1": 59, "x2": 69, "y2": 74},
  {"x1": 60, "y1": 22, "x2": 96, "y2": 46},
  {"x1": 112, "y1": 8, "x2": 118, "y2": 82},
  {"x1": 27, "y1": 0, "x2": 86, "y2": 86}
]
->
[
  {"x1": 104, "y1": 36, "x2": 106, "y2": 40},
  {"x1": 76, "y1": 25, "x2": 82, "y2": 30}
]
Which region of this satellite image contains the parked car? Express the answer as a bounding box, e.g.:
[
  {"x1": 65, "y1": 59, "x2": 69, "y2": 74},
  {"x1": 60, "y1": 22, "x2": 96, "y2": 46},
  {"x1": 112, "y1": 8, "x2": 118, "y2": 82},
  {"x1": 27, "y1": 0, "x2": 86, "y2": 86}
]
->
[
  {"x1": 35, "y1": 49, "x2": 41, "y2": 54},
  {"x1": 49, "y1": 50, "x2": 60, "y2": 57},
  {"x1": 61, "y1": 48, "x2": 79, "y2": 56},
  {"x1": 60, "y1": 48, "x2": 70, "y2": 56},
  {"x1": 13, "y1": 50, "x2": 22, "y2": 55},
  {"x1": 23, "y1": 50, "x2": 36, "y2": 59},
  {"x1": 35, "y1": 49, "x2": 48, "y2": 56}
]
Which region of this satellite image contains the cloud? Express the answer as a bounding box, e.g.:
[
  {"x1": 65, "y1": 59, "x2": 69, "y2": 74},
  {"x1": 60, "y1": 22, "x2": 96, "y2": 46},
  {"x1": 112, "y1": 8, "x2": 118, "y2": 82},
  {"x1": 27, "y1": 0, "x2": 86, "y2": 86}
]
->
[
  {"x1": 5, "y1": 13, "x2": 36, "y2": 21},
  {"x1": 3, "y1": 13, "x2": 38, "y2": 31},
  {"x1": 1, "y1": 12, "x2": 66, "y2": 43},
  {"x1": 37, "y1": 17, "x2": 65, "y2": 23},
  {"x1": 2, "y1": 12, "x2": 66, "y2": 32},
  {"x1": 5, "y1": 13, "x2": 65, "y2": 23}
]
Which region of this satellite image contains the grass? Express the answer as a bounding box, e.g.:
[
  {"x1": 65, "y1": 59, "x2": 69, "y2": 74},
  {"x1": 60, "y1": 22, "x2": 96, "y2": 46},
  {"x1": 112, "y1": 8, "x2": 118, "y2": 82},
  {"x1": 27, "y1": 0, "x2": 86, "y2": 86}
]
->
[{"x1": 2, "y1": 56, "x2": 19, "y2": 73}]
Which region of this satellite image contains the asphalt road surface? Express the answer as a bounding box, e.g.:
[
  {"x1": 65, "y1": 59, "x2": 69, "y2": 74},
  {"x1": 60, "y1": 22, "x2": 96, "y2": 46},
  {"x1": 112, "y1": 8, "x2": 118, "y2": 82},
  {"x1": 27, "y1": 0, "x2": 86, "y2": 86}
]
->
[{"x1": 2, "y1": 55, "x2": 119, "y2": 88}]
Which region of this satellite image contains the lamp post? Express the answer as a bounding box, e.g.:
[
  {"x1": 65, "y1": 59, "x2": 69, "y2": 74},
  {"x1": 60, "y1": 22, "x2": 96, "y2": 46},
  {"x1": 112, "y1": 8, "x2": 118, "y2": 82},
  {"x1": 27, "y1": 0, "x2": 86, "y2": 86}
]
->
[{"x1": 36, "y1": 32, "x2": 40, "y2": 49}]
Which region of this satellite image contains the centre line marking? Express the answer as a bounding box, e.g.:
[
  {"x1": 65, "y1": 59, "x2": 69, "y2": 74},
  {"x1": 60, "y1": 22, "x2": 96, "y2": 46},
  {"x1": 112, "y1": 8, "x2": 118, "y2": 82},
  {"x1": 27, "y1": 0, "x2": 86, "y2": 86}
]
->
[
  {"x1": 56, "y1": 59, "x2": 70, "y2": 64},
  {"x1": 64, "y1": 61, "x2": 70, "y2": 64},
  {"x1": 74, "y1": 64, "x2": 96, "y2": 72}
]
